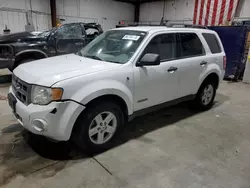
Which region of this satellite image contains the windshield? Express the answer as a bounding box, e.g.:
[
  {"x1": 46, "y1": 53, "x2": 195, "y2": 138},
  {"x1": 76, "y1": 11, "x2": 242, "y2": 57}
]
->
[{"x1": 79, "y1": 30, "x2": 147, "y2": 64}]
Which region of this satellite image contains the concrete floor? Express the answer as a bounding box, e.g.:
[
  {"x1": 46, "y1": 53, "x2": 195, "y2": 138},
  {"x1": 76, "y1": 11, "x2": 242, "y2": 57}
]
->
[{"x1": 0, "y1": 81, "x2": 250, "y2": 188}]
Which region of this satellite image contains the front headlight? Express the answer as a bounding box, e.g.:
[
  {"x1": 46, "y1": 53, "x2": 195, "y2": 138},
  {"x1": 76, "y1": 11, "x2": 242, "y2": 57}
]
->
[{"x1": 31, "y1": 85, "x2": 63, "y2": 105}]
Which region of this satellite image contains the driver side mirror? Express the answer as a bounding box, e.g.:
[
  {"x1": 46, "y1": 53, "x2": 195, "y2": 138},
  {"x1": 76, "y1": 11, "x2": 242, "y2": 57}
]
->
[{"x1": 136, "y1": 53, "x2": 160, "y2": 67}]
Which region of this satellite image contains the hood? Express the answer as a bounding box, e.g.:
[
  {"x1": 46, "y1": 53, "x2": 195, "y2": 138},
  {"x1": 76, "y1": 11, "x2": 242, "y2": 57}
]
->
[
  {"x1": 14, "y1": 54, "x2": 121, "y2": 86},
  {"x1": 0, "y1": 32, "x2": 45, "y2": 43}
]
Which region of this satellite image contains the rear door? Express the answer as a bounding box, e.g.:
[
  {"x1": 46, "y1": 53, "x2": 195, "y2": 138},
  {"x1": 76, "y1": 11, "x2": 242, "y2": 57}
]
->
[
  {"x1": 176, "y1": 32, "x2": 209, "y2": 97},
  {"x1": 202, "y1": 32, "x2": 225, "y2": 71}
]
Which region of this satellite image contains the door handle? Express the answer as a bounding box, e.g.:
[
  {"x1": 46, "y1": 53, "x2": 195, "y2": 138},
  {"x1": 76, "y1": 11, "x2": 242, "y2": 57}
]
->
[
  {"x1": 200, "y1": 61, "x2": 208, "y2": 66},
  {"x1": 167, "y1": 66, "x2": 178, "y2": 72}
]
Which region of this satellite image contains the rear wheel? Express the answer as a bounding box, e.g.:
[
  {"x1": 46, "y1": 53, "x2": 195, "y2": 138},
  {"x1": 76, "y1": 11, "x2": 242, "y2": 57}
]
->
[
  {"x1": 193, "y1": 80, "x2": 216, "y2": 111},
  {"x1": 72, "y1": 101, "x2": 124, "y2": 153}
]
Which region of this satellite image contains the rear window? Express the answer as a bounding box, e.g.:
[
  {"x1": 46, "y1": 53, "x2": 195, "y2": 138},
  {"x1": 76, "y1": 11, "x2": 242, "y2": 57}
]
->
[
  {"x1": 202, "y1": 33, "x2": 222, "y2": 54},
  {"x1": 177, "y1": 33, "x2": 204, "y2": 58}
]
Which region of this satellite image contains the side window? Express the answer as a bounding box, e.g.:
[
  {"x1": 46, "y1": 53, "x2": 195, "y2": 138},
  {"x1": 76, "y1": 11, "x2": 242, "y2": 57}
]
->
[
  {"x1": 202, "y1": 33, "x2": 222, "y2": 54},
  {"x1": 160, "y1": 34, "x2": 176, "y2": 61},
  {"x1": 143, "y1": 34, "x2": 176, "y2": 61},
  {"x1": 56, "y1": 24, "x2": 82, "y2": 39},
  {"x1": 143, "y1": 35, "x2": 161, "y2": 56},
  {"x1": 178, "y1": 33, "x2": 204, "y2": 58}
]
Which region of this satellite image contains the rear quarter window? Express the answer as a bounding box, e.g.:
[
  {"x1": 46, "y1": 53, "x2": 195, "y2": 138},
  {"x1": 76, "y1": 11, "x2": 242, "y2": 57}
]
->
[{"x1": 202, "y1": 33, "x2": 222, "y2": 54}]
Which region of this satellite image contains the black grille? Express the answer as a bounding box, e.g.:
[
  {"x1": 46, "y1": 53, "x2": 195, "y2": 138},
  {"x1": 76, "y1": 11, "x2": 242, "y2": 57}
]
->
[
  {"x1": 12, "y1": 75, "x2": 31, "y2": 105},
  {"x1": 0, "y1": 44, "x2": 14, "y2": 59}
]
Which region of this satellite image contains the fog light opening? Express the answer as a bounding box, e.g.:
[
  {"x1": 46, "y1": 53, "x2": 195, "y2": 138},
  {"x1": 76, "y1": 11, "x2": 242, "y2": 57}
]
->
[{"x1": 32, "y1": 119, "x2": 47, "y2": 132}]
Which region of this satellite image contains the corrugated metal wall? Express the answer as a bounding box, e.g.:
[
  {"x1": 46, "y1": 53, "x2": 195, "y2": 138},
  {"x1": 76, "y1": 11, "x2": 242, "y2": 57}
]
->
[
  {"x1": 56, "y1": 0, "x2": 134, "y2": 31},
  {"x1": 31, "y1": 12, "x2": 51, "y2": 31},
  {"x1": 140, "y1": 0, "x2": 194, "y2": 23},
  {"x1": 0, "y1": 9, "x2": 51, "y2": 33},
  {"x1": 0, "y1": 0, "x2": 134, "y2": 34},
  {"x1": 0, "y1": 0, "x2": 51, "y2": 33},
  {"x1": 0, "y1": 9, "x2": 27, "y2": 33}
]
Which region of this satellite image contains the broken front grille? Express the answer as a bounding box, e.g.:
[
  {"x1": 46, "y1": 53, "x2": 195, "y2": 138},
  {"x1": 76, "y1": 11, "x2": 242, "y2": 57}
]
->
[
  {"x1": 0, "y1": 44, "x2": 14, "y2": 59},
  {"x1": 12, "y1": 74, "x2": 32, "y2": 105}
]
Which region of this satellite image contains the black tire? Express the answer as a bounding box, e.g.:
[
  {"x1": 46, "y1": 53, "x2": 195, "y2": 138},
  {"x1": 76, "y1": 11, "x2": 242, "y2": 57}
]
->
[
  {"x1": 72, "y1": 101, "x2": 124, "y2": 154},
  {"x1": 11, "y1": 58, "x2": 35, "y2": 71},
  {"x1": 192, "y1": 80, "x2": 216, "y2": 111}
]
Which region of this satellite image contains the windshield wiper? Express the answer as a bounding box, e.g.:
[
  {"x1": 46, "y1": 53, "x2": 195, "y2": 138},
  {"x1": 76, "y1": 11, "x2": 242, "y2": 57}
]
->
[{"x1": 84, "y1": 54, "x2": 103, "y2": 61}]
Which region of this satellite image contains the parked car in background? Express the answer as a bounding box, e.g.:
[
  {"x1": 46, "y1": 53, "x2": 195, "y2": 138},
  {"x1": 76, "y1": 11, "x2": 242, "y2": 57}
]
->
[
  {"x1": 8, "y1": 26, "x2": 225, "y2": 152},
  {"x1": 0, "y1": 22, "x2": 103, "y2": 71}
]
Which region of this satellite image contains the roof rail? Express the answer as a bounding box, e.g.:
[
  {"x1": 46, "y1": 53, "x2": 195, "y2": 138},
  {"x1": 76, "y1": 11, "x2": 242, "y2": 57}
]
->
[
  {"x1": 115, "y1": 20, "x2": 208, "y2": 29},
  {"x1": 166, "y1": 23, "x2": 208, "y2": 29}
]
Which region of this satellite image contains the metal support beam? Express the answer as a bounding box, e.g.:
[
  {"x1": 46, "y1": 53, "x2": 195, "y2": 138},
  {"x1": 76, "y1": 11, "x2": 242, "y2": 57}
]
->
[
  {"x1": 50, "y1": 0, "x2": 56, "y2": 27},
  {"x1": 134, "y1": 3, "x2": 140, "y2": 22}
]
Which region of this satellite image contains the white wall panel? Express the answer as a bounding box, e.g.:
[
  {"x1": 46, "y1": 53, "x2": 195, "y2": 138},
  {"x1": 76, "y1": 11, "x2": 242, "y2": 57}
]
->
[
  {"x1": 237, "y1": 0, "x2": 250, "y2": 18},
  {"x1": 0, "y1": 10, "x2": 27, "y2": 33},
  {"x1": 140, "y1": 1, "x2": 164, "y2": 22},
  {"x1": 32, "y1": 13, "x2": 51, "y2": 31},
  {"x1": 57, "y1": 0, "x2": 134, "y2": 31},
  {"x1": 0, "y1": 0, "x2": 134, "y2": 33},
  {"x1": 0, "y1": 0, "x2": 50, "y2": 13},
  {"x1": 140, "y1": 0, "x2": 197, "y2": 22},
  {"x1": 0, "y1": 0, "x2": 50, "y2": 33},
  {"x1": 0, "y1": 0, "x2": 27, "y2": 10}
]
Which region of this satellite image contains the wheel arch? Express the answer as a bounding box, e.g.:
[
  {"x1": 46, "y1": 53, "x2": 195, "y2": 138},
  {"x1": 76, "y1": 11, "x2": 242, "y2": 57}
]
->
[
  {"x1": 199, "y1": 72, "x2": 220, "y2": 93},
  {"x1": 85, "y1": 94, "x2": 129, "y2": 122},
  {"x1": 15, "y1": 50, "x2": 48, "y2": 64},
  {"x1": 70, "y1": 94, "x2": 130, "y2": 140}
]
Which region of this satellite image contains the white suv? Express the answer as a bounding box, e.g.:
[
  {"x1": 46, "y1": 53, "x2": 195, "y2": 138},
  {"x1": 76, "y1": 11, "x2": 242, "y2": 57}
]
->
[{"x1": 8, "y1": 27, "x2": 226, "y2": 152}]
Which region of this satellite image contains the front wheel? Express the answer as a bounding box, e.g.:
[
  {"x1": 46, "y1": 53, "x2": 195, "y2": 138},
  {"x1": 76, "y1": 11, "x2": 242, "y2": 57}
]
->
[
  {"x1": 72, "y1": 102, "x2": 124, "y2": 153},
  {"x1": 193, "y1": 81, "x2": 216, "y2": 111}
]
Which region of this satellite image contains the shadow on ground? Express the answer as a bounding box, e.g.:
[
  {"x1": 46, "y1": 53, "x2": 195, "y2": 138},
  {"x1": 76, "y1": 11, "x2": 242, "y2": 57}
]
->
[{"x1": 0, "y1": 93, "x2": 230, "y2": 185}]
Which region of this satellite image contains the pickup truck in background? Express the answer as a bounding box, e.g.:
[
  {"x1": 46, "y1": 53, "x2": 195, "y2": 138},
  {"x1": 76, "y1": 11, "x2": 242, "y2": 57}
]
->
[{"x1": 0, "y1": 22, "x2": 103, "y2": 71}]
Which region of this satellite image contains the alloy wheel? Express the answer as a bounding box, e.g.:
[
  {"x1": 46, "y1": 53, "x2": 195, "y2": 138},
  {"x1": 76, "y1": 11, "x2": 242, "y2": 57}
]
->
[{"x1": 88, "y1": 111, "x2": 117, "y2": 145}]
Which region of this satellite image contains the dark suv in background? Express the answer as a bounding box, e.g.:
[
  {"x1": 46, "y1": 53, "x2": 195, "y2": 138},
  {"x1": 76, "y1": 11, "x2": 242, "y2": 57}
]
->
[{"x1": 0, "y1": 22, "x2": 103, "y2": 71}]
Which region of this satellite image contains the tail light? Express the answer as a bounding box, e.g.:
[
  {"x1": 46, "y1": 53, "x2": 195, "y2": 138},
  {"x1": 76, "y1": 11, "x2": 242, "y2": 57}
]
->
[{"x1": 223, "y1": 56, "x2": 226, "y2": 70}]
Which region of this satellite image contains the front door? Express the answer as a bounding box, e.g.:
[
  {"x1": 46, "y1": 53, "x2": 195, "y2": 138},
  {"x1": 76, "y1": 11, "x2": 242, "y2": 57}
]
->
[
  {"x1": 55, "y1": 23, "x2": 85, "y2": 55},
  {"x1": 133, "y1": 33, "x2": 179, "y2": 111}
]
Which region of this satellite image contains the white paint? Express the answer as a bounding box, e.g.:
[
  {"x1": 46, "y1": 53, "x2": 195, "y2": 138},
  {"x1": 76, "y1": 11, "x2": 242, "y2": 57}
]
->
[{"x1": 12, "y1": 27, "x2": 225, "y2": 141}]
